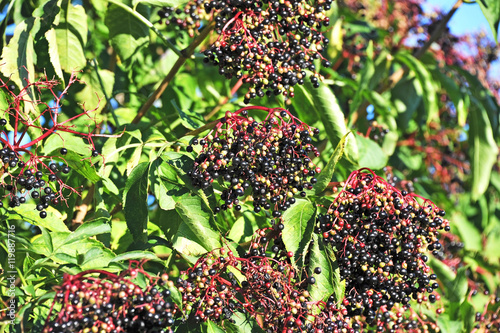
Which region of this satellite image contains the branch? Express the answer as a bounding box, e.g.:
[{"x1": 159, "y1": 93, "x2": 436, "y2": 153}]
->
[
  {"x1": 72, "y1": 185, "x2": 95, "y2": 226},
  {"x1": 204, "y1": 77, "x2": 244, "y2": 121},
  {"x1": 184, "y1": 118, "x2": 221, "y2": 137},
  {"x1": 413, "y1": 0, "x2": 463, "y2": 59},
  {"x1": 132, "y1": 21, "x2": 216, "y2": 124}
]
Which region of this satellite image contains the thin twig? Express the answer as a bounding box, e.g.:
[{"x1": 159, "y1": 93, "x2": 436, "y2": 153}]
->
[
  {"x1": 132, "y1": 21, "x2": 216, "y2": 124},
  {"x1": 72, "y1": 185, "x2": 95, "y2": 225},
  {"x1": 91, "y1": 59, "x2": 120, "y2": 127},
  {"x1": 204, "y1": 77, "x2": 244, "y2": 121},
  {"x1": 184, "y1": 118, "x2": 220, "y2": 137},
  {"x1": 109, "y1": 202, "x2": 123, "y2": 216}
]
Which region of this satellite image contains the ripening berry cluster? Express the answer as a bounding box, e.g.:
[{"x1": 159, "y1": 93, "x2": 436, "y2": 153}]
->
[
  {"x1": 175, "y1": 247, "x2": 240, "y2": 324},
  {"x1": 176, "y1": 231, "x2": 335, "y2": 332},
  {"x1": 187, "y1": 106, "x2": 320, "y2": 217},
  {"x1": 0, "y1": 140, "x2": 73, "y2": 218},
  {"x1": 0, "y1": 141, "x2": 100, "y2": 218},
  {"x1": 43, "y1": 263, "x2": 178, "y2": 333},
  {"x1": 315, "y1": 169, "x2": 450, "y2": 331},
  {"x1": 0, "y1": 74, "x2": 103, "y2": 217},
  {"x1": 159, "y1": 0, "x2": 332, "y2": 102}
]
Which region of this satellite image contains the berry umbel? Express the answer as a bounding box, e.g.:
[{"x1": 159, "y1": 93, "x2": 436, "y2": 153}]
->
[
  {"x1": 160, "y1": 0, "x2": 332, "y2": 101},
  {"x1": 316, "y1": 168, "x2": 450, "y2": 331},
  {"x1": 187, "y1": 106, "x2": 320, "y2": 216},
  {"x1": 0, "y1": 74, "x2": 107, "y2": 216}
]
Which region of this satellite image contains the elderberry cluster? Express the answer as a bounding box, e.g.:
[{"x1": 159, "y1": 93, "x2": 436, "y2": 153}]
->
[
  {"x1": 160, "y1": 0, "x2": 332, "y2": 101},
  {"x1": 176, "y1": 248, "x2": 240, "y2": 324},
  {"x1": 177, "y1": 231, "x2": 335, "y2": 333},
  {"x1": 0, "y1": 143, "x2": 75, "y2": 218},
  {"x1": 315, "y1": 169, "x2": 450, "y2": 331},
  {"x1": 43, "y1": 264, "x2": 178, "y2": 333},
  {"x1": 187, "y1": 107, "x2": 320, "y2": 217}
]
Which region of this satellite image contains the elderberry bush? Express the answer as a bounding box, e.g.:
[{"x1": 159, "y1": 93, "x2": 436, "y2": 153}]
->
[
  {"x1": 315, "y1": 169, "x2": 450, "y2": 331},
  {"x1": 159, "y1": 0, "x2": 332, "y2": 101},
  {"x1": 187, "y1": 106, "x2": 320, "y2": 216}
]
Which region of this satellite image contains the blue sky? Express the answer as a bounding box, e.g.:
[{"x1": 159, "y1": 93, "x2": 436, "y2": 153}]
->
[
  {"x1": 1, "y1": 1, "x2": 498, "y2": 75},
  {"x1": 423, "y1": 0, "x2": 499, "y2": 78},
  {"x1": 423, "y1": 0, "x2": 496, "y2": 38}
]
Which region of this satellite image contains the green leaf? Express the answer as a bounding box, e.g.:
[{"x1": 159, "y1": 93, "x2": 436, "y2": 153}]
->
[
  {"x1": 41, "y1": 133, "x2": 101, "y2": 182},
  {"x1": 110, "y1": 251, "x2": 161, "y2": 263},
  {"x1": 65, "y1": 151, "x2": 101, "y2": 183},
  {"x1": 485, "y1": 223, "x2": 500, "y2": 262},
  {"x1": 354, "y1": 133, "x2": 388, "y2": 170},
  {"x1": 462, "y1": 300, "x2": 478, "y2": 332},
  {"x1": 173, "y1": 194, "x2": 222, "y2": 252},
  {"x1": 452, "y1": 213, "x2": 482, "y2": 252},
  {"x1": 33, "y1": 0, "x2": 63, "y2": 33},
  {"x1": 150, "y1": 160, "x2": 176, "y2": 211},
  {"x1": 228, "y1": 211, "x2": 263, "y2": 244},
  {"x1": 428, "y1": 256, "x2": 456, "y2": 291},
  {"x1": 468, "y1": 101, "x2": 498, "y2": 201},
  {"x1": 75, "y1": 69, "x2": 115, "y2": 113},
  {"x1": 201, "y1": 321, "x2": 226, "y2": 333},
  {"x1": 159, "y1": 209, "x2": 205, "y2": 261},
  {"x1": 123, "y1": 162, "x2": 150, "y2": 246},
  {"x1": 0, "y1": 87, "x2": 9, "y2": 114},
  {"x1": 314, "y1": 132, "x2": 350, "y2": 194},
  {"x1": 54, "y1": 252, "x2": 78, "y2": 264},
  {"x1": 79, "y1": 246, "x2": 116, "y2": 270},
  {"x1": 63, "y1": 219, "x2": 111, "y2": 245},
  {"x1": 156, "y1": 177, "x2": 220, "y2": 260},
  {"x1": 30, "y1": 230, "x2": 112, "y2": 264},
  {"x1": 40, "y1": 227, "x2": 54, "y2": 254},
  {"x1": 431, "y1": 69, "x2": 467, "y2": 127},
  {"x1": 292, "y1": 81, "x2": 358, "y2": 163},
  {"x1": 428, "y1": 257, "x2": 468, "y2": 304},
  {"x1": 326, "y1": 18, "x2": 343, "y2": 60},
  {"x1": 282, "y1": 199, "x2": 316, "y2": 267},
  {"x1": 45, "y1": 28, "x2": 64, "y2": 82},
  {"x1": 54, "y1": 0, "x2": 88, "y2": 72},
  {"x1": 477, "y1": 0, "x2": 500, "y2": 41},
  {"x1": 132, "y1": 0, "x2": 190, "y2": 7},
  {"x1": 449, "y1": 267, "x2": 468, "y2": 304},
  {"x1": 106, "y1": 2, "x2": 150, "y2": 69},
  {"x1": 307, "y1": 234, "x2": 335, "y2": 304},
  {"x1": 351, "y1": 41, "x2": 375, "y2": 113},
  {"x1": 4, "y1": 205, "x2": 68, "y2": 232},
  {"x1": 224, "y1": 311, "x2": 265, "y2": 333},
  {"x1": 391, "y1": 77, "x2": 423, "y2": 130},
  {"x1": 396, "y1": 52, "x2": 439, "y2": 124},
  {"x1": 0, "y1": 18, "x2": 37, "y2": 92},
  {"x1": 43, "y1": 131, "x2": 91, "y2": 156},
  {"x1": 32, "y1": 0, "x2": 64, "y2": 79},
  {"x1": 397, "y1": 146, "x2": 423, "y2": 170},
  {"x1": 437, "y1": 317, "x2": 464, "y2": 333},
  {"x1": 127, "y1": 145, "x2": 143, "y2": 176},
  {"x1": 325, "y1": 245, "x2": 345, "y2": 303},
  {"x1": 171, "y1": 100, "x2": 205, "y2": 131}
]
